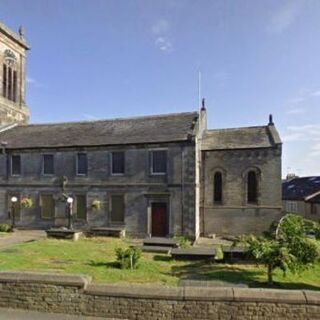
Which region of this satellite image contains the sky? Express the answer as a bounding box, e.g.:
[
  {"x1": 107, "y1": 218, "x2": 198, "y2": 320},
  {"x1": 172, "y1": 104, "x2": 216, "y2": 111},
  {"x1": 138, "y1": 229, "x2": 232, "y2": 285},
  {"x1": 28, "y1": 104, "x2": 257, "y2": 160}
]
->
[{"x1": 0, "y1": 0, "x2": 319, "y2": 177}]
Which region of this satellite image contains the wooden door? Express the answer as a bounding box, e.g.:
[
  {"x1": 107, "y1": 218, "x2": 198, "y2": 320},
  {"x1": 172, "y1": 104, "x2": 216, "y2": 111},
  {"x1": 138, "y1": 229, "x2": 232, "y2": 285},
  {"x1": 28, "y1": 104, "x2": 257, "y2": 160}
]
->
[{"x1": 151, "y1": 202, "x2": 168, "y2": 237}]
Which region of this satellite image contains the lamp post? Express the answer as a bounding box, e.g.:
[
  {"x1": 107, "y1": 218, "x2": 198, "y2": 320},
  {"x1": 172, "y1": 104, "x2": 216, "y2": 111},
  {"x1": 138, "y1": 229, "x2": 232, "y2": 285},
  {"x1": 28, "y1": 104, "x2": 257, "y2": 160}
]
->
[
  {"x1": 10, "y1": 196, "x2": 18, "y2": 231},
  {"x1": 67, "y1": 197, "x2": 74, "y2": 230}
]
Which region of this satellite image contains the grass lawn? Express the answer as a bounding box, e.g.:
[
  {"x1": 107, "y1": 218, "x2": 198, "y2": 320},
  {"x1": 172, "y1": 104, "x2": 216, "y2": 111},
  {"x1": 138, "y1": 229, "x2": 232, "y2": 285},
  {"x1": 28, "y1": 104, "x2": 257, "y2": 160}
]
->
[{"x1": 0, "y1": 237, "x2": 319, "y2": 290}]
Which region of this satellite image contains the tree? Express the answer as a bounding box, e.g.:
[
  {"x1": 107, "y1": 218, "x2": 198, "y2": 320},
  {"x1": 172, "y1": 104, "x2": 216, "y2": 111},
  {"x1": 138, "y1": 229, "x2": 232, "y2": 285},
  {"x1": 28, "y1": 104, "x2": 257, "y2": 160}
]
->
[{"x1": 237, "y1": 214, "x2": 320, "y2": 284}]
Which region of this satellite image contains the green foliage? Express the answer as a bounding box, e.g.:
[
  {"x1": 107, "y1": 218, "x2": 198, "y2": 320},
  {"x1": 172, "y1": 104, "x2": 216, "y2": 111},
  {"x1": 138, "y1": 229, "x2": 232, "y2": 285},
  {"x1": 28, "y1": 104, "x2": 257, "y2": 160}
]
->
[
  {"x1": 20, "y1": 197, "x2": 33, "y2": 209},
  {"x1": 173, "y1": 236, "x2": 191, "y2": 248},
  {"x1": 0, "y1": 223, "x2": 11, "y2": 232},
  {"x1": 237, "y1": 214, "x2": 320, "y2": 284},
  {"x1": 214, "y1": 246, "x2": 224, "y2": 261},
  {"x1": 115, "y1": 247, "x2": 141, "y2": 270},
  {"x1": 91, "y1": 199, "x2": 101, "y2": 211}
]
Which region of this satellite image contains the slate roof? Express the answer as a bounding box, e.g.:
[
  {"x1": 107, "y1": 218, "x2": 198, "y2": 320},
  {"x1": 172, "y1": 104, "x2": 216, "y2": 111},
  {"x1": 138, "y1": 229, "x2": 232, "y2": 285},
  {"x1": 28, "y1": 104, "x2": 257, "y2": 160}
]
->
[
  {"x1": 0, "y1": 112, "x2": 198, "y2": 149},
  {"x1": 201, "y1": 124, "x2": 281, "y2": 151},
  {"x1": 282, "y1": 176, "x2": 320, "y2": 203}
]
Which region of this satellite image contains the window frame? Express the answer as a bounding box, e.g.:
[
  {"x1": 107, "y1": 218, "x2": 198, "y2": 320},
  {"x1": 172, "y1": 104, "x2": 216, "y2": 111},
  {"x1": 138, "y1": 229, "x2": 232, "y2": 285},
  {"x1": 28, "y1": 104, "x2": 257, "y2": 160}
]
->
[
  {"x1": 247, "y1": 170, "x2": 258, "y2": 204},
  {"x1": 213, "y1": 171, "x2": 223, "y2": 204},
  {"x1": 286, "y1": 201, "x2": 298, "y2": 213},
  {"x1": 109, "y1": 194, "x2": 125, "y2": 224},
  {"x1": 10, "y1": 154, "x2": 21, "y2": 176},
  {"x1": 111, "y1": 151, "x2": 125, "y2": 176},
  {"x1": 150, "y1": 149, "x2": 167, "y2": 175},
  {"x1": 76, "y1": 152, "x2": 88, "y2": 176},
  {"x1": 42, "y1": 154, "x2": 55, "y2": 176},
  {"x1": 40, "y1": 193, "x2": 55, "y2": 220},
  {"x1": 74, "y1": 194, "x2": 87, "y2": 220}
]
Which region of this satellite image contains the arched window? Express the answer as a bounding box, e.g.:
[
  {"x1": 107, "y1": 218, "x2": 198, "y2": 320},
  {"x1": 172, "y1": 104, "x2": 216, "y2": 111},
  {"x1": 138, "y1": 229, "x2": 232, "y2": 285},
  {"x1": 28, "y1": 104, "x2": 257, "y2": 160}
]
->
[
  {"x1": 214, "y1": 171, "x2": 223, "y2": 203},
  {"x1": 247, "y1": 171, "x2": 258, "y2": 203},
  {"x1": 3, "y1": 49, "x2": 17, "y2": 102}
]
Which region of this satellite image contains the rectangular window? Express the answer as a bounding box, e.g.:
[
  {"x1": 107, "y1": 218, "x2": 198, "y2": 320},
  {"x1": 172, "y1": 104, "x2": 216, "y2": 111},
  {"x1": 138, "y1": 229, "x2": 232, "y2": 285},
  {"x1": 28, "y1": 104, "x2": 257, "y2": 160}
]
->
[
  {"x1": 110, "y1": 195, "x2": 125, "y2": 223},
  {"x1": 13, "y1": 70, "x2": 17, "y2": 102},
  {"x1": 3, "y1": 64, "x2": 7, "y2": 98},
  {"x1": 43, "y1": 154, "x2": 54, "y2": 175},
  {"x1": 151, "y1": 150, "x2": 167, "y2": 174},
  {"x1": 311, "y1": 203, "x2": 317, "y2": 215},
  {"x1": 77, "y1": 153, "x2": 87, "y2": 175},
  {"x1": 40, "y1": 194, "x2": 55, "y2": 219},
  {"x1": 8, "y1": 66, "x2": 12, "y2": 101},
  {"x1": 111, "y1": 152, "x2": 125, "y2": 175},
  {"x1": 11, "y1": 155, "x2": 21, "y2": 176},
  {"x1": 75, "y1": 195, "x2": 87, "y2": 220},
  {"x1": 286, "y1": 201, "x2": 298, "y2": 213}
]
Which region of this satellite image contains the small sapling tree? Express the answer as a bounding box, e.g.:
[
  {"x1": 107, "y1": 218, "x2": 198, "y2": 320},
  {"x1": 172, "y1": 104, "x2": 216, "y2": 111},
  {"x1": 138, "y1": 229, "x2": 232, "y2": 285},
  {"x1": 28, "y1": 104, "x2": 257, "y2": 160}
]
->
[{"x1": 237, "y1": 214, "x2": 320, "y2": 284}]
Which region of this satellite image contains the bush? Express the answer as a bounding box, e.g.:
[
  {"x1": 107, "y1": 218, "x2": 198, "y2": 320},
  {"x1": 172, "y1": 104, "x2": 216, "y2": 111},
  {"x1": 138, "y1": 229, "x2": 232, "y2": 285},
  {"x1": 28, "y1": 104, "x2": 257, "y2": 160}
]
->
[
  {"x1": 115, "y1": 247, "x2": 141, "y2": 270},
  {"x1": 0, "y1": 224, "x2": 11, "y2": 232},
  {"x1": 174, "y1": 236, "x2": 191, "y2": 248}
]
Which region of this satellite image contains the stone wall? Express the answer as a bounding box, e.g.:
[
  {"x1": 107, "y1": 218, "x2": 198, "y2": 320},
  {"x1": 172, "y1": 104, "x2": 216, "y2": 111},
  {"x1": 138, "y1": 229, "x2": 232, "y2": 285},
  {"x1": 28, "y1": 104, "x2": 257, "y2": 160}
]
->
[
  {"x1": 201, "y1": 147, "x2": 283, "y2": 236},
  {"x1": 0, "y1": 142, "x2": 196, "y2": 237},
  {"x1": 0, "y1": 272, "x2": 319, "y2": 320}
]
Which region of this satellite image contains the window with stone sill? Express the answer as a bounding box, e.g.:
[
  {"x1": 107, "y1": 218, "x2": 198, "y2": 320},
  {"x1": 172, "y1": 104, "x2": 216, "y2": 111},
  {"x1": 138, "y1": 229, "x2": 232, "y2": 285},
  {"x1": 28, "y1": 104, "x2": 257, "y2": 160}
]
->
[
  {"x1": 150, "y1": 150, "x2": 167, "y2": 175},
  {"x1": 11, "y1": 155, "x2": 21, "y2": 176},
  {"x1": 77, "y1": 153, "x2": 88, "y2": 175}
]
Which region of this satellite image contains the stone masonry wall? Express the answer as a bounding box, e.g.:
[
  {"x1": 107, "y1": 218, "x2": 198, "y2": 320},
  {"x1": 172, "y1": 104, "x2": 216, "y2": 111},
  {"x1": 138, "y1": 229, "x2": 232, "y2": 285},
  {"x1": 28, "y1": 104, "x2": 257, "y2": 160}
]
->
[
  {"x1": 0, "y1": 142, "x2": 196, "y2": 238},
  {"x1": 202, "y1": 146, "x2": 283, "y2": 236},
  {"x1": 0, "y1": 272, "x2": 319, "y2": 320}
]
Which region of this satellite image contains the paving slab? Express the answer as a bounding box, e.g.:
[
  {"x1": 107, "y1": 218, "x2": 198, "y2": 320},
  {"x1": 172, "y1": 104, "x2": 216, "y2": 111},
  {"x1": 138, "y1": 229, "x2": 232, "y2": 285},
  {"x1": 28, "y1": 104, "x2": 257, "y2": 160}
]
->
[
  {"x1": 0, "y1": 308, "x2": 119, "y2": 319},
  {"x1": 143, "y1": 237, "x2": 178, "y2": 247},
  {"x1": 171, "y1": 247, "x2": 216, "y2": 260},
  {"x1": 0, "y1": 230, "x2": 46, "y2": 251}
]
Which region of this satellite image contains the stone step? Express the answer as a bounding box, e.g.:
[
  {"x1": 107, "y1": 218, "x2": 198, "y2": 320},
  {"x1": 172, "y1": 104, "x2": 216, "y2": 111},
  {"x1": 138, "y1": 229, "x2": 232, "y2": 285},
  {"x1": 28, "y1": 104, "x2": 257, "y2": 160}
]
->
[
  {"x1": 88, "y1": 227, "x2": 126, "y2": 238},
  {"x1": 139, "y1": 245, "x2": 172, "y2": 254},
  {"x1": 171, "y1": 247, "x2": 216, "y2": 260},
  {"x1": 143, "y1": 237, "x2": 178, "y2": 248}
]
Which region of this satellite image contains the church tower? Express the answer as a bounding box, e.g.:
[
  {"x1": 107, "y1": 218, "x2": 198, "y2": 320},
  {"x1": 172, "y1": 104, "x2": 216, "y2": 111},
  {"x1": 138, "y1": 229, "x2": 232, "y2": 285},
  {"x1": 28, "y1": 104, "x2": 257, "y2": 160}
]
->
[{"x1": 0, "y1": 22, "x2": 30, "y2": 125}]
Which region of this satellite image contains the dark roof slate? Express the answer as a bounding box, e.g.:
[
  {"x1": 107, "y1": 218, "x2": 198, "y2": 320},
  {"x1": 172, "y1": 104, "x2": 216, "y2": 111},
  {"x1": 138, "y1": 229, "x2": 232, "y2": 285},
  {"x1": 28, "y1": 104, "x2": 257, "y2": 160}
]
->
[
  {"x1": 201, "y1": 125, "x2": 281, "y2": 150},
  {"x1": 282, "y1": 176, "x2": 320, "y2": 202},
  {"x1": 0, "y1": 112, "x2": 198, "y2": 149}
]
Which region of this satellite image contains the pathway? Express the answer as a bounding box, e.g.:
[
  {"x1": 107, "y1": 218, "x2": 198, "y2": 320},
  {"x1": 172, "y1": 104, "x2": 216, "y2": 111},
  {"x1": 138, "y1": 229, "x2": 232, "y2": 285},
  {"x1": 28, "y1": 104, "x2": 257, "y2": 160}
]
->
[
  {"x1": 0, "y1": 230, "x2": 46, "y2": 250},
  {"x1": 0, "y1": 308, "x2": 120, "y2": 319}
]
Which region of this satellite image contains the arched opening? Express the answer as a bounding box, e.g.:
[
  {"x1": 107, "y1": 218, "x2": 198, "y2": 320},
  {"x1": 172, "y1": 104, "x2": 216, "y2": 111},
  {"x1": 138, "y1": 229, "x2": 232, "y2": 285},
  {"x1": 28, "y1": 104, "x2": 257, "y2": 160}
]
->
[
  {"x1": 247, "y1": 171, "x2": 258, "y2": 203},
  {"x1": 214, "y1": 171, "x2": 223, "y2": 203}
]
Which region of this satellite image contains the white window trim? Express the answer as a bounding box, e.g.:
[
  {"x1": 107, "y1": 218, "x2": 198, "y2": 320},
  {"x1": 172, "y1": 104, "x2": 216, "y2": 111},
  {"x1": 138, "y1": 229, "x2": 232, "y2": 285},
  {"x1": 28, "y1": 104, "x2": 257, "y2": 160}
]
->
[
  {"x1": 76, "y1": 152, "x2": 88, "y2": 176},
  {"x1": 150, "y1": 149, "x2": 167, "y2": 175},
  {"x1": 286, "y1": 201, "x2": 298, "y2": 213},
  {"x1": 42, "y1": 154, "x2": 55, "y2": 176},
  {"x1": 110, "y1": 151, "x2": 125, "y2": 176},
  {"x1": 10, "y1": 154, "x2": 21, "y2": 176}
]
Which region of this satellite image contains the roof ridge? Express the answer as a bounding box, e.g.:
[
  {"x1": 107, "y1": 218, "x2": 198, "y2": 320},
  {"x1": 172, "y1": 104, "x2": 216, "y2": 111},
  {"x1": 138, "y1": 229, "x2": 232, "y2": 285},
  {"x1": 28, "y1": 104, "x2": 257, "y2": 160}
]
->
[
  {"x1": 205, "y1": 125, "x2": 268, "y2": 133},
  {"x1": 16, "y1": 111, "x2": 199, "y2": 128}
]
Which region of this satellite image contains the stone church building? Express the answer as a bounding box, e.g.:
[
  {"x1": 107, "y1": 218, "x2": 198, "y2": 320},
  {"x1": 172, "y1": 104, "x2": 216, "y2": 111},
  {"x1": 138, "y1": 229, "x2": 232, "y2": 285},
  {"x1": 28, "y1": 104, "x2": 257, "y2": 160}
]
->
[{"x1": 0, "y1": 22, "x2": 282, "y2": 239}]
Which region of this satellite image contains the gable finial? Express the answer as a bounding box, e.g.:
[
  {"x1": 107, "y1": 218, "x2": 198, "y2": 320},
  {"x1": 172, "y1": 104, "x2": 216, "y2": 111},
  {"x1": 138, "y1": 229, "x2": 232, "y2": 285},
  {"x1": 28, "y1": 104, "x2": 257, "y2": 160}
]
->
[
  {"x1": 268, "y1": 114, "x2": 274, "y2": 126},
  {"x1": 201, "y1": 98, "x2": 206, "y2": 111},
  {"x1": 18, "y1": 25, "x2": 25, "y2": 38}
]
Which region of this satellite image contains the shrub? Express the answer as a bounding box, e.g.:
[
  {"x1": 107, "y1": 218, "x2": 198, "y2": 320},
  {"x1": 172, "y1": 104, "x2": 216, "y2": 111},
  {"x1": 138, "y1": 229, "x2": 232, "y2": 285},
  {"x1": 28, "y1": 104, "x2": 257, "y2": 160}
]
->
[
  {"x1": 115, "y1": 247, "x2": 141, "y2": 270},
  {"x1": 91, "y1": 199, "x2": 101, "y2": 211},
  {"x1": 0, "y1": 224, "x2": 11, "y2": 232},
  {"x1": 20, "y1": 197, "x2": 33, "y2": 209},
  {"x1": 174, "y1": 236, "x2": 191, "y2": 248}
]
